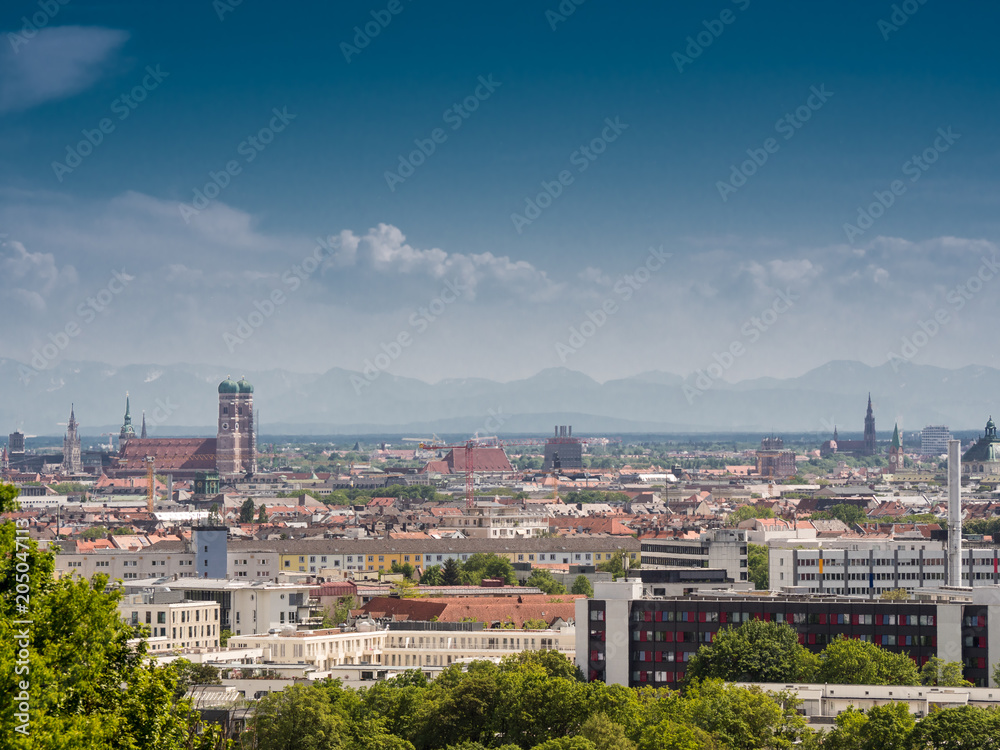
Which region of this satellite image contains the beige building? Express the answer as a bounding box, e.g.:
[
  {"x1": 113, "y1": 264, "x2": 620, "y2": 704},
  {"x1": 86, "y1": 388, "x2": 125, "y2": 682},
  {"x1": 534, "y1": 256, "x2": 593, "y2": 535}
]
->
[
  {"x1": 119, "y1": 591, "x2": 221, "y2": 652},
  {"x1": 437, "y1": 502, "x2": 550, "y2": 539}
]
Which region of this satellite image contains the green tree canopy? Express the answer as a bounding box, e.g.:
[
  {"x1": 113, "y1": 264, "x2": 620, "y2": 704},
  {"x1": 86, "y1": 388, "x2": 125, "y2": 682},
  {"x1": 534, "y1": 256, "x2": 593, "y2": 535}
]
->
[
  {"x1": 727, "y1": 504, "x2": 774, "y2": 526},
  {"x1": 239, "y1": 498, "x2": 256, "y2": 523},
  {"x1": 919, "y1": 656, "x2": 973, "y2": 687},
  {"x1": 442, "y1": 558, "x2": 462, "y2": 586},
  {"x1": 817, "y1": 636, "x2": 920, "y2": 686},
  {"x1": 420, "y1": 565, "x2": 444, "y2": 586},
  {"x1": 823, "y1": 703, "x2": 914, "y2": 750},
  {"x1": 747, "y1": 543, "x2": 769, "y2": 590},
  {"x1": 526, "y1": 568, "x2": 568, "y2": 595},
  {"x1": 459, "y1": 553, "x2": 517, "y2": 585},
  {"x1": 0, "y1": 500, "x2": 222, "y2": 749},
  {"x1": 686, "y1": 620, "x2": 817, "y2": 684},
  {"x1": 908, "y1": 705, "x2": 1000, "y2": 750},
  {"x1": 571, "y1": 575, "x2": 595, "y2": 598}
]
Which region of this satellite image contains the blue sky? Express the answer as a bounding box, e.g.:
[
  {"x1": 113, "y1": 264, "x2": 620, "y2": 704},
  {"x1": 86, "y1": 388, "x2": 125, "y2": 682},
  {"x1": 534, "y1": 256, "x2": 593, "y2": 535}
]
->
[{"x1": 2, "y1": 0, "x2": 1000, "y2": 384}]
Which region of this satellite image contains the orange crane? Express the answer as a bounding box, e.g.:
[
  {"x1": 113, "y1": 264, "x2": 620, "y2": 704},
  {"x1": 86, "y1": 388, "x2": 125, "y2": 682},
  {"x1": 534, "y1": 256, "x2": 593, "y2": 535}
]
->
[
  {"x1": 145, "y1": 456, "x2": 155, "y2": 513},
  {"x1": 421, "y1": 440, "x2": 478, "y2": 508}
]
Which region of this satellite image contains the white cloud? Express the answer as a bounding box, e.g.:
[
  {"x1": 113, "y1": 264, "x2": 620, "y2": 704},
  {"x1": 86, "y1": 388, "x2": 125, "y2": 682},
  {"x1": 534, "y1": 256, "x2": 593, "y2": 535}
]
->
[
  {"x1": 0, "y1": 26, "x2": 129, "y2": 112},
  {"x1": 336, "y1": 223, "x2": 561, "y2": 300}
]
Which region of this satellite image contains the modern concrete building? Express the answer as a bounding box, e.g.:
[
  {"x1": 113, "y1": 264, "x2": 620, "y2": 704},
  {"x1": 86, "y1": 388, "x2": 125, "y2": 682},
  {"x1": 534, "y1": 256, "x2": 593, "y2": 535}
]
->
[
  {"x1": 193, "y1": 525, "x2": 229, "y2": 579},
  {"x1": 920, "y1": 425, "x2": 951, "y2": 457},
  {"x1": 542, "y1": 426, "x2": 584, "y2": 471},
  {"x1": 577, "y1": 583, "x2": 1000, "y2": 688},
  {"x1": 136, "y1": 578, "x2": 312, "y2": 636},
  {"x1": 640, "y1": 529, "x2": 749, "y2": 584},
  {"x1": 768, "y1": 542, "x2": 1000, "y2": 596}
]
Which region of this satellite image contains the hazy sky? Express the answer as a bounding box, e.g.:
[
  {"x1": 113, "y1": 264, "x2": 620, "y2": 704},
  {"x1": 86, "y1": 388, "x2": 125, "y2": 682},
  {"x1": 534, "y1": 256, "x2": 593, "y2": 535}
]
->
[{"x1": 2, "y1": 0, "x2": 1000, "y2": 385}]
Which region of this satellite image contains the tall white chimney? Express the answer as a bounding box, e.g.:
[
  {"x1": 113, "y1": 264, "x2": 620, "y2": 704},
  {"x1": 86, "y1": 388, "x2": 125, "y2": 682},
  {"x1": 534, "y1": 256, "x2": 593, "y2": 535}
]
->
[{"x1": 947, "y1": 439, "x2": 963, "y2": 586}]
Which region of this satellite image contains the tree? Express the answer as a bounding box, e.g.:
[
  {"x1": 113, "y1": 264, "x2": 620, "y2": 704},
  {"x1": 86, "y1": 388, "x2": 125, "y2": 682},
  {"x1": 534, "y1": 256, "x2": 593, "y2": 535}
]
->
[
  {"x1": 459, "y1": 553, "x2": 517, "y2": 585},
  {"x1": 442, "y1": 558, "x2": 462, "y2": 585},
  {"x1": 220, "y1": 628, "x2": 232, "y2": 647},
  {"x1": 597, "y1": 550, "x2": 637, "y2": 581},
  {"x1": 258, "y1": 506, "x2": 269, "y2": 523},
  {"x1": 0, "y1": 505, "x2": 223, "y2": 749},
  {"x1": 908, "y1": 705, "x2": 1000, "y2": 750},
  {"x1": 880, "y1": 588, "x2": 910, "y2": 601},
  {"x1": 0, "y1": 482, "x2": 19, "y2": 512},
  {"x1": 571, "y1": 575, "x2": 594, "y2": 598},
  {"x1": 810, "y1": 503, "x2": 868, "y2": 527},
  {"x1": 727, "y1": 504, "x2": 774, "y2": 527},
  {"x1": 324, "y1": 595, "x2": 358, "y2": 626},
  {"x1": 681, "y1": 679, "x2": 808, "y2": 750},
  {"x1": 635, "y1": 719, "x2": 718, "y2": 750},
  {"x1": 523, "y1": 618, "x2": 551, "y2": 630},
  {"x1": 239, "y1": 498, "x2": 256, "y2": 523},
  {"x1": 420, "y1": 565, "x2": 444, "y2": 586},
  {"x1": 530, "y1": 739, "x2": 596, "y2": 750},
  {"x1": 919, "y1": 656, "x2": 972, "y2": 687},
  {"x1": 251, "y1": 682, "x2": 350, "y2": 750},
  {"x1": 169, "y1": 659, "x2": 222, "y2": 700},
  {"x1": 747, "y1": 543, "x2": 769, "y2": 590},
  {"x1": 578, "y1": 712, "x2": 636, "y2": 750},
  {"x1": 686, "y1": 620, "x2": 817, "y2": 684},
  {"x1": 817, "y1": 636, "x2": 919, "y2": 686},
  {"x1": 824, "y1": 703, "x2": 914, "y2": 750},
  {"x1": 80, "y1": 525, "x2": 109, "y2": 539},
  {"x1": 526, "y1": 568, "x2": 568, "y2": 595},
  {"x1": 499, "y1": 650, "x2": 584, "y2": 681}
]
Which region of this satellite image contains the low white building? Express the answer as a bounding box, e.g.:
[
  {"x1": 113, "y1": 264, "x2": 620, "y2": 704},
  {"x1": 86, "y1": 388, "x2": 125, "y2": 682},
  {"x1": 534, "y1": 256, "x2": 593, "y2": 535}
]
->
[
  {"x1": 133, "y1": 578, "x2": 312, "y2": 636},
  {"x1": 229, "y1": 620, "x2": 576, "y2": 672},
  {"x1": 734, "y1": 682, "x2": 1000, "y2": 721}
]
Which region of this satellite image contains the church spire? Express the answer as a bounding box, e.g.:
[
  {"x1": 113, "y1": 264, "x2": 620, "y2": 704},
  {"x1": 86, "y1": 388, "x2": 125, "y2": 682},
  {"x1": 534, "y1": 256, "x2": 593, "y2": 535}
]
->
[{"x1": 140, "y1": 411, "x2": 147, "y2": 439}]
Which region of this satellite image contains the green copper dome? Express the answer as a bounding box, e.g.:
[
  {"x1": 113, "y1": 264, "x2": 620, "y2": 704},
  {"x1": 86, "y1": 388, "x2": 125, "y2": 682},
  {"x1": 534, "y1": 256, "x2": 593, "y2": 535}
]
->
[
  {"x1": 237, "y1": 376, "x2": 253, "y2": 394},
  {"x1": 218, "y1": 376, "x2": 238, "y2": 394}
]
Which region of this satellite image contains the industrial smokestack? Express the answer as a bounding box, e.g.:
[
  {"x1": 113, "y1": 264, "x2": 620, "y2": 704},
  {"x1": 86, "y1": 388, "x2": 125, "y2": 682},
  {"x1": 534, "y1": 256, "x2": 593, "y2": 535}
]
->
[{"x1": 947, "y1": 439, "x2": 963, "y2": 586}]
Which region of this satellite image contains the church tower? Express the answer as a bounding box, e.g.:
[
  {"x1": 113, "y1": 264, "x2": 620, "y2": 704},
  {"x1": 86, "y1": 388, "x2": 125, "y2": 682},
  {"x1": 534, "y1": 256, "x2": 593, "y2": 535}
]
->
[
  {"x1": 888, "y1": 423, "x2": 902, "y2": 473},
  {"x1": 863, "y1": 393, "x2": 876, "y2": 456},
  {"x1": 140, "y1": 411, "x2": 147, "y2": 439},
  {"x1": 62, "y1": 404, "x2": 82, "y2": 474},
  {"x1": 216, "y1": 376, "x2": 255, "y2": 476},
  {"x1": 119, "y1": 392, "x2": 136, "y2": 450}
]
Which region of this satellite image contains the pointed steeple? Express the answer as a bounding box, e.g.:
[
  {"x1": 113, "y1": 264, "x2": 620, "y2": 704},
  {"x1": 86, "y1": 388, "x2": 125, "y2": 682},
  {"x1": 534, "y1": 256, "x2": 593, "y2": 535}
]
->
[
  {"x1": 125, "y1": 392, "x2": 131, "y2": 419},
  {"x1": 120, "y1": 391, "x2": 135, "y2": 443},
  {"x1": 891, "y1": 422, "x2": 901, "y2": 449},
  {"x1": 140, "y1": 411, "x2": 147, "y2": 439}
]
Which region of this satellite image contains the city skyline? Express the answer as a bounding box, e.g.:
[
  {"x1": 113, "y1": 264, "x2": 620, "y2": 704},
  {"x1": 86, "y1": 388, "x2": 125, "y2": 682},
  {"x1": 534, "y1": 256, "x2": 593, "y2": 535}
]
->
[{"x1": 2, "y1": 1, "x2": 1000, "y2": 387}]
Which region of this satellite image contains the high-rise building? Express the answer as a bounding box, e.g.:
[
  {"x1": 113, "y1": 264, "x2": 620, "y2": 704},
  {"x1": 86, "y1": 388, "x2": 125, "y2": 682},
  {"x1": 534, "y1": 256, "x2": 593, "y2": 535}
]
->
[
  {"x1": 8, "y1": 429, "x2": 25, "y2": 456},
  {"x1": 542, "y1": 425, "x2": 583, "y2": 471},
  {"x1": 61, "y1": 404, "x2": 82, "y2": 474},
  {"x1": 920, "y1": 425, "x2": 951, "y2": 456}
]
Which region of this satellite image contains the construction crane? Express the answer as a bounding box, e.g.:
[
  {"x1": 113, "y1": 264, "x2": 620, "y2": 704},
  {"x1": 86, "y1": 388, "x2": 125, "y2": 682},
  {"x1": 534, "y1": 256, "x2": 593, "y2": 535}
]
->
[
  {"x1": 420, "y1": 440, "x2": 478, "y2": 508},
  {"x1": 145, "y1": 456, "x2": 155, "y2": 513}
]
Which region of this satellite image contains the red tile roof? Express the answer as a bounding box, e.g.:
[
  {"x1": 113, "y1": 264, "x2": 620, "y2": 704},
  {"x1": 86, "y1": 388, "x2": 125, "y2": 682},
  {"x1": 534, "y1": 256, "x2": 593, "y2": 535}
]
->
[
  {"x1": 118, "y1": 438, "x2": 217, "y2": 472},
  {"x1": 360, "y1": 594, "x2": 581, "y2": 627}
]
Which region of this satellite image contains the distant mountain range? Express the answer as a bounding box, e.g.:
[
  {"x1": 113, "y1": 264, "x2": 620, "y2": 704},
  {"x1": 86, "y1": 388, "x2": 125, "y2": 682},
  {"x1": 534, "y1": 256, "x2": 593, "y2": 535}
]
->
[{"x1": 0, "y1": 358, "x2": 997, "y2": 438}]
